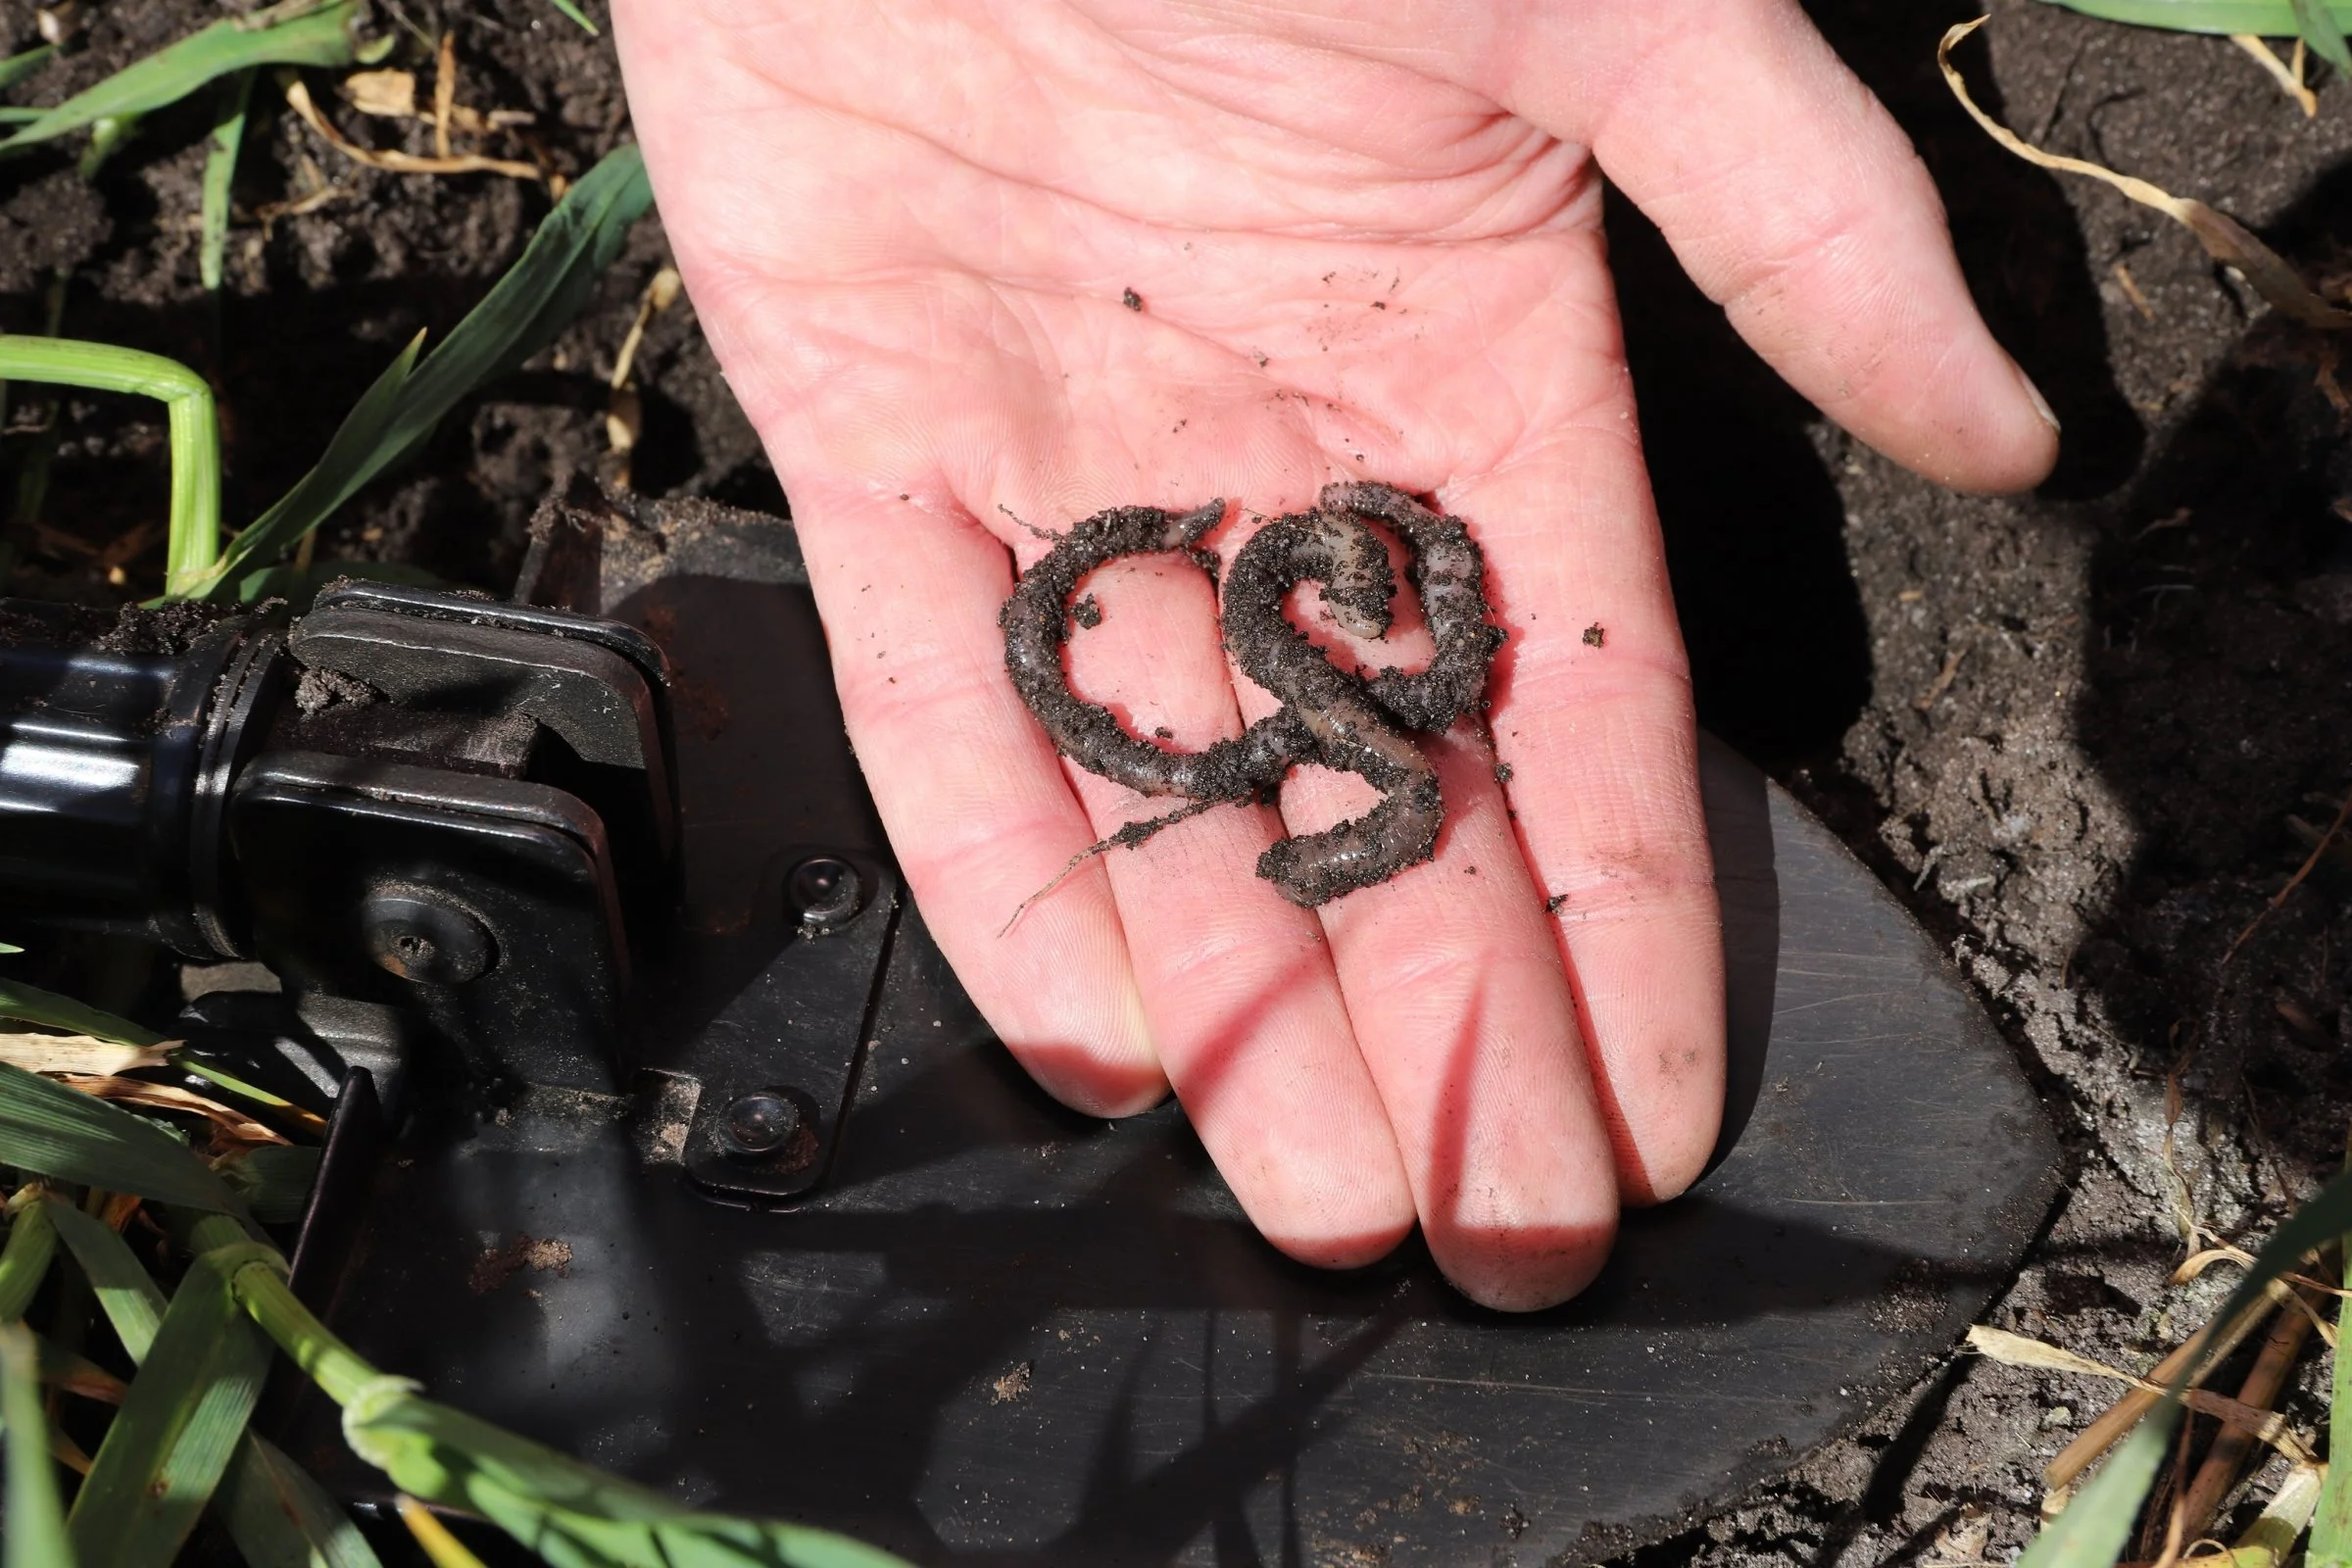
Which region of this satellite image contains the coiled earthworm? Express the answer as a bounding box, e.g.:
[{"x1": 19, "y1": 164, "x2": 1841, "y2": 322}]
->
[{"x1": 999, "y1": 482, "x2": 1502, "y2": 907}]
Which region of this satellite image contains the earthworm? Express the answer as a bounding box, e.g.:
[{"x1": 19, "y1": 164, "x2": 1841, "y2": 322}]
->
[
  {"x1": 1000, "y1": 481, "x2": 1501, "y2": 909},
  {"x1": 999, "y1": 500, "x2": 1306, "y2": 805}
]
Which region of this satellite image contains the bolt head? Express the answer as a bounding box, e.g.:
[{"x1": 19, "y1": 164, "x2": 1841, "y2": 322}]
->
[
  {"x1": 361, "y1": 888, "x2": 495, "y2": 984},
  {"x1": 721, "y1": 1091, "x2": 800, "y2": 1159},
  {"x1": 788, "y1": 856, "x2": 862, "y2": 930}
]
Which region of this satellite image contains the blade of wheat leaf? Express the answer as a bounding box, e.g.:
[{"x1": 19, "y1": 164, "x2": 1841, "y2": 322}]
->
[
  {"x1": 198, "y1": 140, "x2": 653, "y2": 595},
  {"x1": 200, "y1": 68, "x2": 254, "y2": 294},
  {"x1": 51, "y1": 1200, "x2": 379, "y2": 1567},
  {"x1": 2040, "y1": 0, "x2": 2352, "y2": 30},
  {"x1": 225, "y1": 1263, "x2": 913, "y2": 1568},
  {"x1": 220, "y1": 1433, "x2": 389, "y2": 1568},
  {"x1": 2018, "y1": 1407, "x2": 2179, "y2": 1568},
  {"x1": 0, "y1": 1060, "x2": 246, "y2": 1214},
  {"x1": 0, "y1": 44, "x2": 56, "y2": 94},
  {"x1": 0, "y1": 0, "x2": 360, "y2": 155},
  {"x1": 347, "y1": 1393, "x2": 917, "y2": 1568},
  {"x1": 44, "y1": 1197, "x2": 164, "y2": 1355},
  {"x1": 2312, "y1": 1218, "x2": 2352, "y2": 1561},
  {"x1": 219, "y1": 1143, "x2": 322, "y2": 1224},
  {"x1": 0, "y1": 1322, "x2": 77, "y2": 1568},
  {"x1": 65, "y1": 1246, "x2": 279, "y2": 1566},
  {"x1": 2291, "y1": 0, "x2": 2352, "y2": 68},
  {"x1": 2014, "y1": 1164, "x2": 2352, "y2": 1568},
  {"x1": 0, "y1": 977, "x2": 163, "y2": 1047},
  {"x1": 0, "y1": 1199, "x2": 55, "y2": 1322},
  {"x1": 545, "y1": 0, "x2": 602, "y2": 34}
]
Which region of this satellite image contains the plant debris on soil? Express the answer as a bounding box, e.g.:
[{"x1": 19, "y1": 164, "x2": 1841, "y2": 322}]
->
[{"x1": 13, "y1": 0, "x2": 2352, "y2": 1561}]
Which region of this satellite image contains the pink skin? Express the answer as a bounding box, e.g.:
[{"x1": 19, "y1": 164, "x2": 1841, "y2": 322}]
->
[{"x1": 612, "y1": 0, "x2": 2058, "y2": 1311}]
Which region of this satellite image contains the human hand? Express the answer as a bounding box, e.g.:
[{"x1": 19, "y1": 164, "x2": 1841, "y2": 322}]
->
[{"x1": 612, "y1": 0, "x2": 2057, "y2": 1310}]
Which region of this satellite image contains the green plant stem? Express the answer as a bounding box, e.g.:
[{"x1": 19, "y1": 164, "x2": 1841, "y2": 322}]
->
[
  {"x1": 228, "y1": 1259, "x2": 378, "y2": 1407},
  {"x1": 0, "y1": 335, "x2": 221, "y2": 593},
  {"x1": 75, "y1": 113, "x2": 137, "y2": 180}
]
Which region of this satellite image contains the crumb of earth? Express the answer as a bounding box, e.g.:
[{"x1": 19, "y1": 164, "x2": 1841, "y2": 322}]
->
[
  {"x1": 1153, "y1": 725, "x2": 1173, "y2": 739},
  {"x1": 469, "y1": 1234, "x2": 574, "y2": 1295},
  {"x1": 1494, "y1": 762, "x2": 1513, "y2": 783},
  {"x1": 1071, "y1": 594, "x2": 1102, "y2": 629},
  {"x1": 1545, "y1": 894, "x2": 1567, "y2": 914},
  {"x1": 990, "y1": 1361, "x2": 1034, "y2": 1403},
  {"x1": 1121, "y1": 287, "x2": 1143, "y2": 311},
  {"x1": 1583, "y1": 622, "x2": 1605, "y2": 648}
]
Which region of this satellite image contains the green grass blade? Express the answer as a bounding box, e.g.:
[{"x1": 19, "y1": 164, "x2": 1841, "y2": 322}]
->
[
  {"x1": 0, "y1": 1200, "x2": 55, "y2": 1322},
  {"x1": 0, "y1": 1, "x2": 359, "y2": 156},
  {"x1": 2017, "y1": 1407, "x2": 2180, "y2": 1568},
  {"x1": 2292, "y1": 0, "x2": 2352, "y2": 66},
  {"x1": 0, "y1": 44, "x2": 56, "y2": 94},
  {"x1": 193, "y1": 141, "x2": 653, "y2": 597},
  {"x1": 169, "y1": 1048, "x2": 302, "y2": 1112},
  {"x1": 0, "y1": 975, "x2": 162, "y2": 1047},
  {"x1": 2010, "y1": 1165, "x2": 2352, "y2": 1568},
  {"x1": 200, "y1": 70, "x2": 254, "y2": 293},
  {"x1": 0, "y1": 335, "x2": 221, "y2": 592},
  {"x1": 0, "y1": 1322, "x2": 77, "y2": 1568},
  {"x1": 347, "y1": 1391, "x2": 916, "y2": 1568},
  {"x1": 220, "y1": 1433, "x2": 388, "y2": 1568},
  {"x1": 227, "y1": 1265, "x2": 909, "y2": 1568},
  {"x1": 546, "y1": 0, "x2": 603, "y2": 33},
  {"x1": 2039, "y1": 0, "x2": 2352, "y2": 31},
  {"x1": 44, "y1": 1197, "x2": 164, "y2": 1358},
  {"x1": 66, "y1": 1248, "x2": 277, "y2": 1567},
  {"x1": 219, "y1": 1144, "x2": 320, "y2": 1224},
  {"x1": 49, "y1": 1200, "x2": 362, "y2": 1565},
  {"x1": 0, "y1": 1061, "x2": 246, "y2": 1215},
  {"x1": 2308, "y1": 1199, "x2": 2352, "y2": 1565}
]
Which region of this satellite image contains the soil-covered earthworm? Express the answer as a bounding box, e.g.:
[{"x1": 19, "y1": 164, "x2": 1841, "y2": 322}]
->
[
  {"x1": 999, "y1": 500, "x2": 1305, "y2": 805},
  {"x1": 1323, "y1": 481, "x2": 1506, "y2": 731},
  {"x1": 1000, "y1": 481, "x2": 1502, "y2": 909},
  {"x1": 1221, "y1": 505, "x2": 1446, "y2": 905}
]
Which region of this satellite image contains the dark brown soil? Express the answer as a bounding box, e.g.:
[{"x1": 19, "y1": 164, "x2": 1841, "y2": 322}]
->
[
  {"x1": 8, "y1": 0, "x2": 2350, "y2": 1561},
  {"x1": 0, "y1": 0, "x2": 769, "y2": 606}
]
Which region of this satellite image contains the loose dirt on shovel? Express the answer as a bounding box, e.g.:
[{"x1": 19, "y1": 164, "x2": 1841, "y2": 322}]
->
[{"x1": 8, "y1": 0, "x2": 2352, "y2": 1563}]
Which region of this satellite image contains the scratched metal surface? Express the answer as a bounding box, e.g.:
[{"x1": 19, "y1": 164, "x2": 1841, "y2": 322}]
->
[{"x1": 292, "y1": 563, "x2": 2059, "y2": 1567}]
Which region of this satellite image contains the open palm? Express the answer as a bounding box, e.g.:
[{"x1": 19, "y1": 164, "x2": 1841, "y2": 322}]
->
[{"x1": 614, "y1": 0, "x2": 2056, "y2": 1310}]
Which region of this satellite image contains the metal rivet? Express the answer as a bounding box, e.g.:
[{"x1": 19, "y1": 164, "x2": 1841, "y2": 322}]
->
[
  {"x1": 361, "y1": 888, "x2": 495, "y2": 984},
  {"x1": 721, "y1": 1092, "x2": 800, "y2": 1159},
  {"x1": 787, "y1": 856, "x2": 862, "y2": 931}
]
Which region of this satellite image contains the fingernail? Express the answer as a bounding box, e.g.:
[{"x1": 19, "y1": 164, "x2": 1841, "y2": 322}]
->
[{"x1": 2015, "y1": 359, "x2": 2061, "y2": 435}]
